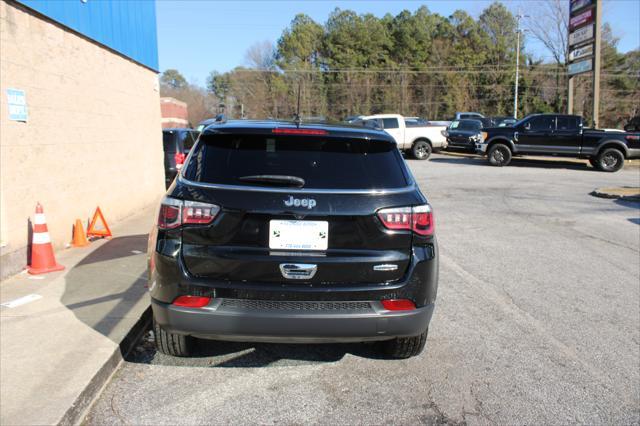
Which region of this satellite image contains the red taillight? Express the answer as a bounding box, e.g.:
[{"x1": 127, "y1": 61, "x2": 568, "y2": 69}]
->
[
  {"x1": 174, "y1": 152, "x2": 186, "y2": 165},
  {"x1": 382, "y1": 299, "x2": 416, "y2": 311},
  {"x1": 183, "y1": 200, "x2": 220, "y2": 225},
  {"x1": 377, "y1": 205, "x2": 434, "y2": 236},
  {"x1": 158, "y1": 198, "x2": 182, "y2": 229},
  {"x1": 411, "y1": 205, "x2": 434, "y2": 236},
  {"x1": 272, "y1": 128, "x2": 328, "y2": 135},
  {"x1": 625, "y1": 135, "x2": 639, "y2": 142},
  {"x1": 157, "y1": 197, "x2": 220, "y2": 229},
  {"x1": 378, "y1": 207, "x2": 411, "y2": 230},
  {"x1": 172, "y1": 295, "x2": 211, "y2": 308}
]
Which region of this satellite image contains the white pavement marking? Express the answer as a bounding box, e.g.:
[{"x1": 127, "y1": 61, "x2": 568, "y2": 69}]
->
[
  {"x1": 1, "y1": 294, "x2": 43, "y2": 308},
  {"x1": 131, "y1": 250, "x2": 143, "y2": 254},
  {"x1": 28, "y1": 276, "x2": 45, "y2": 280}
]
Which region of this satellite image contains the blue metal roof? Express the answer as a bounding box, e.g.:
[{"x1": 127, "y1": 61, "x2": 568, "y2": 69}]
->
[{"x1": 17, "y1": 0, "x2": 159, "y2": 71}]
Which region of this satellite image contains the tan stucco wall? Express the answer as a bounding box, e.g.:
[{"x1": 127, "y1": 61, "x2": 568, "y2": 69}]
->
[{"x1": 0, "y1": 2, "x2": 165, "y2": 278}]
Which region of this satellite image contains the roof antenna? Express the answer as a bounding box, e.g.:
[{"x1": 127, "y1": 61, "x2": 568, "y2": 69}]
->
[{"x1": 293, "y1": 82, "x2": 302, "y2": 127}]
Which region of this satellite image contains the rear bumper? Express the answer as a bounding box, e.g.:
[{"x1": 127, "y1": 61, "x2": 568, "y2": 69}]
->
[{"x1": 152, "y1": 298, "x2": 435, "y2": 343}]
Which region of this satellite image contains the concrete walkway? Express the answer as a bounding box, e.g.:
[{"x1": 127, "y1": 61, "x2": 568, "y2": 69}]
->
[{"x1": 0, "y1": 205, "x2": 156, "y2": 425}]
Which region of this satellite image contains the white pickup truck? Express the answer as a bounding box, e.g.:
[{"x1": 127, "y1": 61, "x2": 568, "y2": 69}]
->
[{"x1": 360, "y1": 114, "x2": 448, "y2": 160}]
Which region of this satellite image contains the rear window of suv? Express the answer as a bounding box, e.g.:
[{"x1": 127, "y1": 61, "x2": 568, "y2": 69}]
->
[{"x1": 184, "y1": 133, "x2": 409, "y2": 189}]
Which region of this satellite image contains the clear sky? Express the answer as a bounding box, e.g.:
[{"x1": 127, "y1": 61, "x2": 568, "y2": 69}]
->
[{"x1": 156, "y1": 0, "x2": 640, "y2": 84}]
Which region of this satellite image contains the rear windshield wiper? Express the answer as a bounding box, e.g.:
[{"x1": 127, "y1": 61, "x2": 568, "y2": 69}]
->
[{"x1": 238, "y1": 175, "x2": 305, "y2": 187}]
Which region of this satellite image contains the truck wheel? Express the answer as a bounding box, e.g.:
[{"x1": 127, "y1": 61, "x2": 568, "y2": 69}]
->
[
  {"x1": 596, "y1": 148, "x2": 625, "y2": 172},
  {"x1": 381, "y1": 328, "x2": 428, "y2": 359},
  {"x1": 412, "y1": 141, "x2": 432, "y2": 160},
  {"x1": 154, "y1": 319, "x2": 192, "y2": 357},
  {"x1": 488, "y1": 144, "x2": 512, "y2": 167}
]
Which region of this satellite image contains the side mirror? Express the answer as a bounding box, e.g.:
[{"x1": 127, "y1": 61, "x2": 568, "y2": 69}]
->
[{"x1": 523, "y1": 122, "x2": 531, "y2": 131}]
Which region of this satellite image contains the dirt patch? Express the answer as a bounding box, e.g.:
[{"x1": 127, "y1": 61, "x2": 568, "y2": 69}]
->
[{"x1": 591, "y1": 187, "x2": 640, "y2": 201}]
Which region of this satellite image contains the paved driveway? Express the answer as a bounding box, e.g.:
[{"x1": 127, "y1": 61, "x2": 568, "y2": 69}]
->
[{"x1": 86, "y1": 155, "x2": 640, "y2": 425}]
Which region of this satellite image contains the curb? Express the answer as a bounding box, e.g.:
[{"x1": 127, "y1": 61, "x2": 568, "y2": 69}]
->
[
  {"x1": 590, "y1": 188, "x2": 640, "y2": 202},
  {"x1": 59, "y1": 307, "x2": 152, "y2": 426}
]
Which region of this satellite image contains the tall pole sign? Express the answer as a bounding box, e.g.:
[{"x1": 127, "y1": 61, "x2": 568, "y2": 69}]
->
[
  {"x1": 567, "y1": 0, "x2": 601, "y2": 127},
  {"x1": 591, "y1": 0, "x2": 601, "y2": 128}
]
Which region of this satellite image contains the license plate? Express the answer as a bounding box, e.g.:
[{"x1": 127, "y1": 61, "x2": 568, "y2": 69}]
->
[{"x1": 269, "y1": 220, "x2": 328, "y2": 250}]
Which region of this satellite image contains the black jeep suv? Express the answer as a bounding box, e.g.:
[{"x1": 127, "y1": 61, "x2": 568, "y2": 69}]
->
[{"x1": 148, "y1": 120, "x2": 438, "y2": 358}]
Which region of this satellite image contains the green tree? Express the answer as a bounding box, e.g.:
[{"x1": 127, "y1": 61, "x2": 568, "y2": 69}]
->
[
  {"x1": 277, "y1": 14, "x2": 324, "y2": 67},
  {"x1": 206, "y1": 71, "x2": 231, "y2": 100},
  {"x1": 160, "y1": 69, "x2": 187, "y2": 90}
]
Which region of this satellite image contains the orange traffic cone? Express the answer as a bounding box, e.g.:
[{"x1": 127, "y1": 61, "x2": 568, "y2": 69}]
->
[
  {"x1": 28, "y1": 203, "x2": 65, "y2": 274},
  {"x1": 71, "y1": 218, "x2": 89, "y2": 247}
]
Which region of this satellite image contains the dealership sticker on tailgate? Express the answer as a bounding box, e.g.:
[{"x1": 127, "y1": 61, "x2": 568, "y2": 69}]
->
[{"x1": 269, "y1": 220, "x2": 328, "y2": 250}]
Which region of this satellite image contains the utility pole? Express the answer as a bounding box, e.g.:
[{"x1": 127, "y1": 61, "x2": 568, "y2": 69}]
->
[{"x1": 513, "y1": 13, "x2": 528, "y2": 119}]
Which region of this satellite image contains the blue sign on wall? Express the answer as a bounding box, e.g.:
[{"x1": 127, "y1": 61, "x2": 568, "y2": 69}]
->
[
  {"x1": 16, "y1": 0, "x2": 158, "y2": 71},
  {"x1": 7, "y1": 89, "x2": 28, "y2": 122}
]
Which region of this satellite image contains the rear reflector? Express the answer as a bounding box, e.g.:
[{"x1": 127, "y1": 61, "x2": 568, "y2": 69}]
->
[
  {"x1": 382, "y1": 299, "x2": 416, "y2": 311},
  {"x1": 272, "y1": 128, "x2": 328, "y2": 135},
  {"x1": 377, "y1": 204, "x2": 434, "y2": 236},
  {"x1": 625, "y1": 135, "x2": 639, "y2": 141},
  {"x1": 157, "y1": 197, "x2": 220, "y2": 229},
  {"x1": 173, "y1": 295, "x2": 211, "y2": 308}
]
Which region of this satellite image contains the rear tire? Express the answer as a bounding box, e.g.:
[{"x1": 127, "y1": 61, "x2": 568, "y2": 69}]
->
[
  {"x1": 412, "y1": 141, "x2": 432, "y2": 160},
  {"x1": 488, "y1": 143, "x2": 512, "y2": 167},
  {"x1": 596, "y1": 148, "x2": 625, "y2": 172},
  {"x1": 154, "y1": 319, "x2": 192, "y2": 357},
  {"x1": 381, "y1": 328, "x2": 428, "y2": 359}
]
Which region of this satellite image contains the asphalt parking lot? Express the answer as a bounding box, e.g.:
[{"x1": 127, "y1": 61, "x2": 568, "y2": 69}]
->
[{"x1": 86, "y1": 154, "x2": 640, "y2": 425}]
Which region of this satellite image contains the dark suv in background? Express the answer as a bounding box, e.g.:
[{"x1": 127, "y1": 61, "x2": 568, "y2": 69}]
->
[
  {"x1": 162, "y1": 128, "x2": 199, "y2": 188},
  {"x1": 149, "y1": 120, "x2": 439, "y2": 358}
]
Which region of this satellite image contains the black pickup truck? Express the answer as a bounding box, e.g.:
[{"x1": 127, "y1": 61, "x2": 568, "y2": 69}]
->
[{"x1": 476, "y1": 114, "x2": 640, "y2": 172}]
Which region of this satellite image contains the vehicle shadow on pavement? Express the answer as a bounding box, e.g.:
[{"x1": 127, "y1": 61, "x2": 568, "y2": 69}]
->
[
  {"x1": 430, "y1": 156, "x2": 594, "y2": 171},
  {"x1": 60, "y1": 235, "x2": 149, "y2": 344},
  {"x1": 127, "y1": 331, "x2": 389, "y2": 368},
  {"x1": 614, "y1": 198, "x2": 640, "y2": 209},
  {"x1": 612, "y1": 199, "x2": 640, "y2": 225}
]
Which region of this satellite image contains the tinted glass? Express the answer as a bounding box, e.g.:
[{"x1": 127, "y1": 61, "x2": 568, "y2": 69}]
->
[
  {"x1": 162, "y1": 131, "x2": 178, "y2": 153},
  {"x1": 185, "y1": 134, "x2": 408, "y2": 189},
  {"x1": 556, "y1": 117, "x2": 579, "y2": 131},
  {"x1": 382, "y1": 118, "x2": 399, "y2": 129},
  {"x1": 479, "y1": 118, "x2": 493, "y2": 128},
  {"x1": 182, "y1": 131, "x2": 199, "y2": 150},
  {"x1": 458, "y1": 120, "x2": 482, "y2": 130},
  {"x1": 529, "y1": 116, "x2": 555, "y2": 131},
  {"x1": 460, "y1": 113, "x2": 481, "y2": 119}
]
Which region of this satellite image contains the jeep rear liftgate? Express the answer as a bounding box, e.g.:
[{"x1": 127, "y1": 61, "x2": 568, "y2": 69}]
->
[{"x1": 175, "y1": 131, "x2": 425, "y2": 286}]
